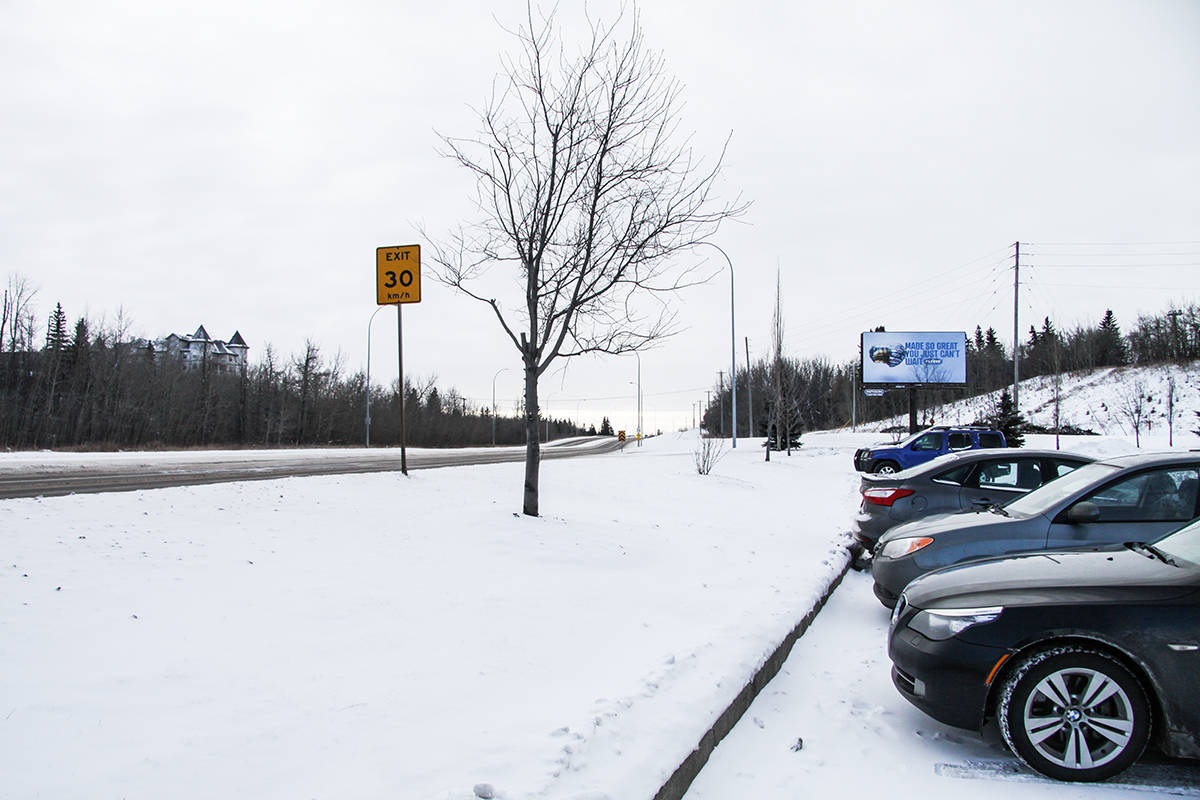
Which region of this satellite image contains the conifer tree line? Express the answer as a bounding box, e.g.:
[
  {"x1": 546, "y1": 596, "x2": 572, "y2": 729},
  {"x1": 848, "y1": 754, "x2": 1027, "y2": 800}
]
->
[
  {"x1": 0, "y1": 277, "x2": 585, "y2": 450},
  {"x1": 702, "y1": 303, "x2": 1200, "y2": 438}
]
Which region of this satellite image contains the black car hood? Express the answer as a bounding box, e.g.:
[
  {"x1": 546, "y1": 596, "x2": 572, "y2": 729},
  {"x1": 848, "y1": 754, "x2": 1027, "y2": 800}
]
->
[{"x1": 903, "y1": 545, "x2": 1199, "y2": 609}]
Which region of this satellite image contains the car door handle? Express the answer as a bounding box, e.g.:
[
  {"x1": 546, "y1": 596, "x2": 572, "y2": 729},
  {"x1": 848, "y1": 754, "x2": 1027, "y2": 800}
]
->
[{"x1": 1168, "y1": 643, "x2": 1199, "y2": 652}]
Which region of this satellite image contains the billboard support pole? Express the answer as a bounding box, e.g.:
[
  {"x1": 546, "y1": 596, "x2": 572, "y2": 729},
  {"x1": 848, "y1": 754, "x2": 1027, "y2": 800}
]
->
[{"x1": 908, "y1": 387, "x2": 918, "y2": 434}]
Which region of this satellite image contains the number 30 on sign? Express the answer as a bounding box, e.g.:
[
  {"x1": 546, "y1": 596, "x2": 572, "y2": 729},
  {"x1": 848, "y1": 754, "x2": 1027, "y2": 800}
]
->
[{"x1": 376, "y1": 244, "x2": 422, "y2": 305}]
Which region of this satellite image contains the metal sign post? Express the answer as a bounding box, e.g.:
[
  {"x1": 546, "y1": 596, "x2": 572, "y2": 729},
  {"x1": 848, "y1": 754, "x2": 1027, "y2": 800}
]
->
[{"x1": 376, "y1": 244, "x2": 422, "y2": 475}]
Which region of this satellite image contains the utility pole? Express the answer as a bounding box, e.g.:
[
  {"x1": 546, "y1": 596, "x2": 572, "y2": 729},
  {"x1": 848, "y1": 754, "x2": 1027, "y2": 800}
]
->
[{"x1": 1012, "y1": 241, "x2": 1020, "y2": 414}]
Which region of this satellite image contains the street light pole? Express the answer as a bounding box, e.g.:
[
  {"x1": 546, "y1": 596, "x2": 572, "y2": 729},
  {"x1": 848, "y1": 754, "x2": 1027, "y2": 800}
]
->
[
  {"x1": 491, "y1": 367, "x2": 509, "y2": 446},
  {"x1": 697, "y1": 242, "x2": 736, "y2": 447},
  {"x1": 636, "y1": 352, "x2": 642, "y2": 446},
  {"x1": 365, "y1": 305, "x2": 386, "y2": 447}
]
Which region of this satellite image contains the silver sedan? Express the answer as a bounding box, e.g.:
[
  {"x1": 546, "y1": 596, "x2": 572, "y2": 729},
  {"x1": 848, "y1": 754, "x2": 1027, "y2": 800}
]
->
[
  {"x1": 852, "y1": 448, "x2": 1094, "y2": 552},
  {"x1": 872, "y1": 450, "x2": 1200, "y2": 607}
]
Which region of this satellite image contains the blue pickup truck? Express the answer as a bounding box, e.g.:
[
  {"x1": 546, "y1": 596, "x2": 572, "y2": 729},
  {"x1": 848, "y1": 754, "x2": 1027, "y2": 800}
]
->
[{"x1": 853, "y1": 425, "x2": 1007, "y2": 474}]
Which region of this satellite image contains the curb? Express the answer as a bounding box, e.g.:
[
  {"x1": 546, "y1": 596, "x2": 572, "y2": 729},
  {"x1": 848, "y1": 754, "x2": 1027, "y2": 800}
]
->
[{"x1": 652, "y1": 547, "x2": 855, "y2": 800}]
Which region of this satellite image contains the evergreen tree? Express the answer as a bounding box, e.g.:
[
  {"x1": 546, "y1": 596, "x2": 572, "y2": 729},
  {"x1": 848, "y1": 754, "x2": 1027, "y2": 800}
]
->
[
  {"x1": 990, "y1": 388, "x2": 1026, "y2": 447},
  {"x1": 1096, "y1": 308, "x2": 1129, "y2": 366},
  {"x1": 45, "y1": 303, "x2": 68, "y2": 352},
  {"x1": 599, "y1": 416, "x2": 614, "y2": 436}
]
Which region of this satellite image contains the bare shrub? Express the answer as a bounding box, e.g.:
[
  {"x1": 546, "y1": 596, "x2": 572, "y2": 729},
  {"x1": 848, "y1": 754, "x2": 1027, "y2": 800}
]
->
[{"x1": 695, "y1": 435, "x2": 726, "y2": 475}]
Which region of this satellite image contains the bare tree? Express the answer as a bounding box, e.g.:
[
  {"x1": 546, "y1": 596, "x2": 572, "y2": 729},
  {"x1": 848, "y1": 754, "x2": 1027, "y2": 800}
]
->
[
  {"x1": 1166, "y1": 372, "x2": 1177, "y2": 447},
  {"x1": 1, "y1": 274, "x2": 38, "y2": 353},
  {"x1": 1117, "y1": 380, "x2": 1148, "y2": 448},
  {"x1": 430, "y1": 5, "x2": 743, "y2": 515},
  {"x1": 694, "y1": 433, "x2": 725, "y2": 475}
]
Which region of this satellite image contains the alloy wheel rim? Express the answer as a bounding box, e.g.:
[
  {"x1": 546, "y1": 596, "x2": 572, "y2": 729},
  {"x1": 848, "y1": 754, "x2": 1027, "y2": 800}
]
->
[{"x1": 1021, "y1": 666, "x2": 1135, "y2": 770}]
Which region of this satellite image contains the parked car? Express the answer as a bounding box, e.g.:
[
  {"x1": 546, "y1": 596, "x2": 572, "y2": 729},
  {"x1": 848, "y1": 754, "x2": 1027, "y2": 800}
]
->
[
  {"x1": 872, "y1": 451, "x2": 1200, "y2": 608},
  {"x1": 853, "y1": 425, "x2": 1007, "y2": 474},
  {"x1": 887, "y1": 515, "x2": 1200, "y2": 782},
  {"x1": 852, "y1": 449, "x2": 1094, "y2": 552}
]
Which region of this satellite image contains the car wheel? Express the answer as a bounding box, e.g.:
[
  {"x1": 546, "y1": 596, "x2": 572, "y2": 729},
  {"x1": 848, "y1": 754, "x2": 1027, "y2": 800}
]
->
[
  {"x1": 998, "y1": 646, "x2": 1151, "y2": 782},
  {"x1": 873, "y1": 461, "x2": 900, "y2": 475}
]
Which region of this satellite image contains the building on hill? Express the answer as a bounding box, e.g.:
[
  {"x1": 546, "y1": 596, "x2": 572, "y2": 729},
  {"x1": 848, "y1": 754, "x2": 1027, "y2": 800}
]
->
[{"x1": 156, "y1": 326, "x2": 249, "y2": 373}]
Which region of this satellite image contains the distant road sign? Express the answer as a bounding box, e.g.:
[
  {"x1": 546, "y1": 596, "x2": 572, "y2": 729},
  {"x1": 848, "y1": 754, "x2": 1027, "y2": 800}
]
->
[
  {"x1": 376, "y1": 245, "x2": 421, "y2": 304},
  {"x1": 864, "y1": 389, "x2": 886, "y2": 397}
]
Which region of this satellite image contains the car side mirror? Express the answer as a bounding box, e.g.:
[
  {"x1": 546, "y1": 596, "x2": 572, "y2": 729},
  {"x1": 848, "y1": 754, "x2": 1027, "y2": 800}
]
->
[{"x1": 1065, "y1": 501, "x2": 1101, "y2": 524}]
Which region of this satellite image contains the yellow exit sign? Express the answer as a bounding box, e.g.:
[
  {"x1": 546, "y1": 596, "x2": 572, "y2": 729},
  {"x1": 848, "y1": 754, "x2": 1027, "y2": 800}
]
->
[{"x1": 376, "y1": 244, "x2": 421, "y2": 305}]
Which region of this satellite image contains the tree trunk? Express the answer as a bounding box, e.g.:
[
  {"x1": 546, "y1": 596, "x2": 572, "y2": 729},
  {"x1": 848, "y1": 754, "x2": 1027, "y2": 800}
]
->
[{"x1": 522, "y1": 360, "x2": 540, "y2": 517}]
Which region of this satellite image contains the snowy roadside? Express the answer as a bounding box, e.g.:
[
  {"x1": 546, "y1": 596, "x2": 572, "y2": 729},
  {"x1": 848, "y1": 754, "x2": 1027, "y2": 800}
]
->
[
  {"x1": 684, "y1": 570, "x2": 1200, "y2": 799},
  {"x1": 0, "y1": 430, "x2": 859, "y2": 800}
]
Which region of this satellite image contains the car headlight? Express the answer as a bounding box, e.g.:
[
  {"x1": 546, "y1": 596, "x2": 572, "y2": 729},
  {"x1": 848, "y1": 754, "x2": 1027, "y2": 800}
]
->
[
  {"x1": 878, "y1": 536, "x2": 934, "y2": 559},
  {"x1": 908, "y1": 606, "x2": 1003, "y2": 641}
]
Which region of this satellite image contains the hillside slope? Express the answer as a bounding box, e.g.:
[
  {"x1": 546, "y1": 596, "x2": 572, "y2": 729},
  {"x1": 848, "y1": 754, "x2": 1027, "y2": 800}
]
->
[{"x1": 870, "y1": 360, "x2": 1200, "y2": 444}]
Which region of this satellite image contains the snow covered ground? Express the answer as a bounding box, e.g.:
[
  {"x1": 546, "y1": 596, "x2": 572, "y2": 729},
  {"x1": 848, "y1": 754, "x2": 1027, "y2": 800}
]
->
[
  {"x1": 685, "y1": 569, "x2": 1200, "y2": 800},
  {"x1": 2, "y1": 430, "x2": 857, "y2": 800},
  {"x1": 902, "y1": 360, "x2": 1200, "y2": 443},
  {"x1": 2, "y1": 389, "x2": 1198, "y2": 798}
]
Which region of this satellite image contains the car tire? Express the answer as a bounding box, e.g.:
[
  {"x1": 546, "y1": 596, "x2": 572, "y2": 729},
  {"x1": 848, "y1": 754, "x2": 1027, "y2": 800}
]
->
[
  {"x1": 997, "y1": 646, "x2": 1151, "y2": 782},
  {"x1": 873, "y1": 461, "x2": 900, "y2": 475}
]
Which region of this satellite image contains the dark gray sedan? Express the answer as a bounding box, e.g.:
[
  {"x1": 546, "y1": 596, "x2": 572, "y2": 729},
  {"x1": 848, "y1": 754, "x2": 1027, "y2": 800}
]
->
[
  {"x1": 888, "y1": 516, "x2": 1200, "y2": 781},
  {"x1": 852, "y1": 449, "x2": 1094, "y2": 552},
  {"x1": 872, "y1": 451, "x2": 1200, "y2": 607}
]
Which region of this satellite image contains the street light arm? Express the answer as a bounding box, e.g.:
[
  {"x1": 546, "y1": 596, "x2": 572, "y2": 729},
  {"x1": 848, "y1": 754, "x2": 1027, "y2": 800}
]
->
[{"x1": 365, "y1": 304, "x2": 389, "y2": 447}]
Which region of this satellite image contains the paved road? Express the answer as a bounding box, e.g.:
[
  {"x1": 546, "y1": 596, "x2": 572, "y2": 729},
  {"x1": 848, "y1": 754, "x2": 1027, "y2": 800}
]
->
[{"x1": 0, "y1": 437, "x2": 625, "y2": 499}]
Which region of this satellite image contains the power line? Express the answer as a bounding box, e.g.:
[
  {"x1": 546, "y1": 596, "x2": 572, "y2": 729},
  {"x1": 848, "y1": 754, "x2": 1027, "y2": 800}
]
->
[
  {"x1": 1025, "y1": 262, "x2": 1200, "y2": 268},
  {"x1": 1033, "y1": 281, "x2": 1200, "y2": 291},
  {"x1": 1025, "y1": 240, "x2": 1200, "y2": 246},
  {"x1": 782, "y1": 249, "x2": 1014, "y2": 344},
  {"x1": 1023, "y1": 252, "x2": 1200, "y2": 258}
]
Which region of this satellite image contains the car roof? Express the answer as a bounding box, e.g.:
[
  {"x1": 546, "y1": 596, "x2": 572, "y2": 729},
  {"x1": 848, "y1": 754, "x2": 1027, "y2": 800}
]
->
[
  {"x1": 948, "y1": 447, "x2": 1094, "y2": 460},
  {"x1": 914, "y1": 447, "x2": 1095, "y2": 470},
  {"x1": 1094, "y1": 450, "x2": 1200, "y2": 469}
]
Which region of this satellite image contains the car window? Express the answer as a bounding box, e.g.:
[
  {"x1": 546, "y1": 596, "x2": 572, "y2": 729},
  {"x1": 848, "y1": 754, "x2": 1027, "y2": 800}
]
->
[
  {"x1": 932, "y1": 464, "x2": 972, "y2": 485},
  {"x1": 971, "y1": 459, "x2": 1041, "y2": 491},
  {"x1": 1048, "y1": 459, "x2": 1085, "y2": 479},
  {"x1": 911, "y1": 433, "x2": 942, "y2": 451},
  {"x1": 978, "y1": 433, "x2": 1004, "y2": 448},
  {"x1": 1083, "y1": 467, "x2": 1200, "y2": 522},
  {"x1": 1005, "y1": 462, "x2": 1121, "y2": 516},
  {"x1": 947, "y1": 432, "x2": 972, "y2": 450}
]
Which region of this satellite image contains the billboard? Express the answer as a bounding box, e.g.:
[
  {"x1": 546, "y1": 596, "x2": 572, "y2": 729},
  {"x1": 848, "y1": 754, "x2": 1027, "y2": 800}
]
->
[{"x1": 861, "y1": 331, "x2": 967, "y2": 386}]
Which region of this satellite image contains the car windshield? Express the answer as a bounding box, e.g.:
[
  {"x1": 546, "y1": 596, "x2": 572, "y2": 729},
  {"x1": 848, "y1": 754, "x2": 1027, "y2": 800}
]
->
[
  {"x1": 1155, "y1": 517, "x2": 1200, "y2": 569},
  {"x1": 1003, "y1": 462, "x2": 1121, "y2": 516},
  {"x1": 893, "y1": 431, "x2": 925, "y2": 448}
]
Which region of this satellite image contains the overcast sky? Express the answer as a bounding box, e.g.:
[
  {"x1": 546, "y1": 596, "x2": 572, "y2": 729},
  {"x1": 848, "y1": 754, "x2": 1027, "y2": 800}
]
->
[{"x1": 4, "y1": 0, "x2": 1198, "y2": 435}]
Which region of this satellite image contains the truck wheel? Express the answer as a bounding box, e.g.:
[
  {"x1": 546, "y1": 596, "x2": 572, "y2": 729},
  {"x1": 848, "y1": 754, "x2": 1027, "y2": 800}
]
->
[{"x1": 873, "y1": 461, "x2": 900, "y2": 475}]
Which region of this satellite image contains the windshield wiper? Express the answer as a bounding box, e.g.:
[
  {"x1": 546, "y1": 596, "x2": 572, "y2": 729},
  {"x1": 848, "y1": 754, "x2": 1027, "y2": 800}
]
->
[
  {"x1": 987, "y1": 504, "x2": 1010, "y2": 517},
  {"x1": 1127, "y1": 541, "x2": 1180, "y2": 567}
]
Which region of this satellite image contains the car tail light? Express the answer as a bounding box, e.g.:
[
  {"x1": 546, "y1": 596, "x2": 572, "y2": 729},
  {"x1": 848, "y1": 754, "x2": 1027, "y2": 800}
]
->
[{"x1": 862, "y1": 488, "x2": 916, "y2": 507}]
